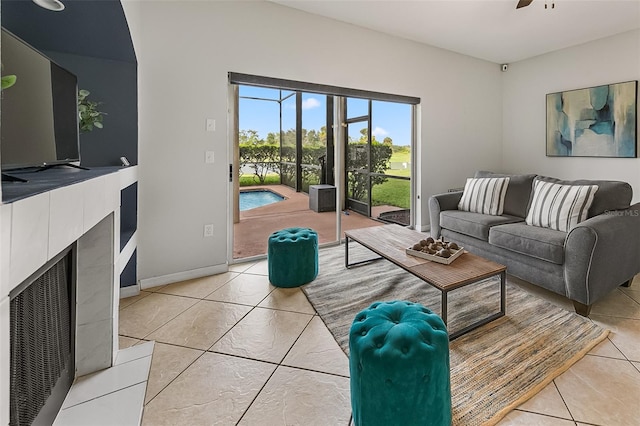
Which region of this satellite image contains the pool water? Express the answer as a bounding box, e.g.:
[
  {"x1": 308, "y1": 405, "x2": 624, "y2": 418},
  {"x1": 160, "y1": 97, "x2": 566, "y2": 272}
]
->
[{"x1": 240, "y1": 190, "x2": 284, "y2": 211}]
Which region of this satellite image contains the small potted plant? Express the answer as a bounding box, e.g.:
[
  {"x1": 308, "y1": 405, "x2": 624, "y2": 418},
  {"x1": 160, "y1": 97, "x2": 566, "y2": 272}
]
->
[{"x1": 78, "y1": 89, "x2": 106, "y2": 132}]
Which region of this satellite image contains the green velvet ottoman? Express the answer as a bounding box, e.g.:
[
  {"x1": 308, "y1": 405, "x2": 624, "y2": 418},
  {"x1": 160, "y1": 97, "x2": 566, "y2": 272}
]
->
[
  {"x1": 349, "y1": 300, "x2": 451, "y2": 426},
  {"x1": 267, "y1": 227, "x2": 318, "y2": 288}
]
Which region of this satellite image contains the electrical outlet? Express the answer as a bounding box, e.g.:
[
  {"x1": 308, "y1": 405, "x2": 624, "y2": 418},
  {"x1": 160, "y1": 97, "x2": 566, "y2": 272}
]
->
[
  {"x1": 206, "y1": 118, "x2": 216, "y2": 132},
  {"x1": 205, "y1": 151, "x2": 215, "y2": 164},
  {"x1": 204, "y1": 224, "x2": 214, "y2": 237}
]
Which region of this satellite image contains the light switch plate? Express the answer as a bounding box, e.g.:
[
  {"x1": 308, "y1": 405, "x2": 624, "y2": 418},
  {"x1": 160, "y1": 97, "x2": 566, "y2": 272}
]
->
[{"x1": 206, "y1": 119, "x2": 215, "y2": 132}]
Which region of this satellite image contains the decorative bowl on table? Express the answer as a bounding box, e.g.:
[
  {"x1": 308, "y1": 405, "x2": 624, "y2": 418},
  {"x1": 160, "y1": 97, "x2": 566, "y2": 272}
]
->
[{"x1": 405, "y1": 237, "x2": 464, "y2": 265}]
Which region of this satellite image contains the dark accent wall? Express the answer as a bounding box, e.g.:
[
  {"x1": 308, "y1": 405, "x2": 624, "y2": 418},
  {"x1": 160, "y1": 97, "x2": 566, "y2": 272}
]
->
[
  {"x1": 120, "y1": 250, "x2": 137, "y2": 287},
  {"x1": 47, "y1": 51, "x2": 138, "y2": 166},
  {"x1": 120, "y1": 182, "x2": 138, "y2": 250},
  {"x1": 1, "y1": 0, "x2": 138, "y2": 167}
]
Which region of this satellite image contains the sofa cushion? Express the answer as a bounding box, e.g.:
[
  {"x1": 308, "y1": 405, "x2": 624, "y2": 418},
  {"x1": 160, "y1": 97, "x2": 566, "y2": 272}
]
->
[
  {"x1": 475, "y1": 171, "x2": 537, "y2": 218},
  {"x1": 536, "y1": 176, "x2": 632, "y2": 217},
  {"x1": 489, "y1": 223, "x2": 566, "y2": 264},
  {"x1": 458, "y1": 177, "x2": 509, "y2": 215},
  {"x1": 525, "y1": 179, "x2": 598, "y2": 232},
  {"x1": 440, "y1": 210, "x2": 524, "y2": 242}
]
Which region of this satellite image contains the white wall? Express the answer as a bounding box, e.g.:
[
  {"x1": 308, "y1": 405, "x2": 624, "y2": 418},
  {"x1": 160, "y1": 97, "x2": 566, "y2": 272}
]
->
[
  {"x1": 503, "y1": 29, "x2": 640, "y2": 203},
  {"x1": 124, "y1": 1, "x2": 502, "y2": 281}
]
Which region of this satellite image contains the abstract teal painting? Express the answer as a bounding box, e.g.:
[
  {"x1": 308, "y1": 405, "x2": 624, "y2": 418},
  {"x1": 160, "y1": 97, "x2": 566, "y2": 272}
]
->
[{"x1": 546, "y1": 81, "x2": 637, "y2": 157}]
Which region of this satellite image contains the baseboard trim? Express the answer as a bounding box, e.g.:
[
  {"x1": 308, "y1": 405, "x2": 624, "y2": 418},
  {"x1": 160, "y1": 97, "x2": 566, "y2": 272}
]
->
[
  {"x1": 139, "y1": 264, "x2": 228, "y2": 290},
  {"x1": 418, "y1": 224, "x2": 431, "y2": 233},
  {"x1": 119, "y1": 284, "x2": 140, "y2": 299}
]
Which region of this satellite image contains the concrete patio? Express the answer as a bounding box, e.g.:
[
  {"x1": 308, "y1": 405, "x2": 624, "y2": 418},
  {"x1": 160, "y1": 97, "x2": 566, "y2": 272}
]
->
[{"x1": 233, "y1": 184, "x2": 399, "y2": 259}]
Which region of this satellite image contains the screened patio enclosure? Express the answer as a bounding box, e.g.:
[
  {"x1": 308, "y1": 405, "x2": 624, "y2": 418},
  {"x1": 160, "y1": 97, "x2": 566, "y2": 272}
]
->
[
  {"x1": 231, "y1": 73, "x2": 418, "y2": 233},
  {"x1": 237, "y1": 87, "x2": 334, "y2": 196}
]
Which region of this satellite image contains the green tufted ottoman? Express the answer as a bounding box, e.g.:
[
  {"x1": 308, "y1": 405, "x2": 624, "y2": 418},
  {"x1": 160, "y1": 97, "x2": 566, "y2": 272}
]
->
[
  {"x1": 267, "y1": 227, "x2": 318, "y2": 288},
  {"x1": 349, "y1": 300, "x2": 451, "y2": 426}
]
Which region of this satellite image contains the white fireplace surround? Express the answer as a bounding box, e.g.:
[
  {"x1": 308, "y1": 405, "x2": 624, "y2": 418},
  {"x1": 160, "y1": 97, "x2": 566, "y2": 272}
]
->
[{"x1": 0, "y1": 166, "x2": 137, "y2": 425}]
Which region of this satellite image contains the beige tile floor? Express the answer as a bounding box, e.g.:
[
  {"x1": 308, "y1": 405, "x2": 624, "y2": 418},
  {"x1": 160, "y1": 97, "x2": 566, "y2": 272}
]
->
[{"x1": 119, "y1": 258, "x2": 640, "y2": 426}]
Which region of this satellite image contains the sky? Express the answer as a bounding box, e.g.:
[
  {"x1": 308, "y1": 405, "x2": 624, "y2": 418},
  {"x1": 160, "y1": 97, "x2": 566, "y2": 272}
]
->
[{"x1": 238, "y1": 85, "x2": 412, "y2": 146}]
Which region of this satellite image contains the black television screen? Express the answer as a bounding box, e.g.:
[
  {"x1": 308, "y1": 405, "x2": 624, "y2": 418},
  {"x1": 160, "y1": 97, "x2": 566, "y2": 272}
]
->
[{"x1": 1, "y1": 28, "x2": 79, "y2": 171}]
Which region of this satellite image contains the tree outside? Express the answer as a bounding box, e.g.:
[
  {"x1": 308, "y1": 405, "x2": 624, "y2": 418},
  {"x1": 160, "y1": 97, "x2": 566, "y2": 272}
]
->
[{"x1": 239, "y1": 126, "x2": 410, "y2": 210}]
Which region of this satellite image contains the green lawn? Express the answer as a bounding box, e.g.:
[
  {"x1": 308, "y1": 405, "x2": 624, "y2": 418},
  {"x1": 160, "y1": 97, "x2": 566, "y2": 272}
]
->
[
  {"x1": 239, "y1": 174, "x2": 280, "y2": 186},
  {"x1": 372, "y1": 178, "x2": 410, "y2": 208},
  {"x1": 389, "y1": 150, "x2": 411, "y2": 163},
  {"x1": 385, "y1": 168, "x2": 410, "y2": 177}
]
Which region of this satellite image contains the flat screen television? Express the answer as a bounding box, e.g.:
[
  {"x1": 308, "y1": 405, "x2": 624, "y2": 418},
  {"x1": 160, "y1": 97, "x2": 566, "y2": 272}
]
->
[{"x1": 1, "y1": 28, "x2": 80, "y2": 171}]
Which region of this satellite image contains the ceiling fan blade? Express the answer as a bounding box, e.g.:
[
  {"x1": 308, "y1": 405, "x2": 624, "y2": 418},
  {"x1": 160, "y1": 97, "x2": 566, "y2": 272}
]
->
[{"x1": 516, "y1": 0, "x2": 533, "y2": 8}]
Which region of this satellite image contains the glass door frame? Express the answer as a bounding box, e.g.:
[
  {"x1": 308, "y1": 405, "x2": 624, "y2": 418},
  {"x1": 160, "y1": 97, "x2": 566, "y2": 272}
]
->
[{"x1": 344, "y1": 99, "x2": 372, "y2": 217}]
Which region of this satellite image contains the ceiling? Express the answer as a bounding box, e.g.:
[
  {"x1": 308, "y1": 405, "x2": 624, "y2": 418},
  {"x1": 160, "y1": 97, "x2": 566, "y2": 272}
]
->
[
  {"x1": 2, "y1": 0, "x2": 136, "y2": 63},
  {"x1": 270, "y1": 0, "x2": 640, "y2": 64}
]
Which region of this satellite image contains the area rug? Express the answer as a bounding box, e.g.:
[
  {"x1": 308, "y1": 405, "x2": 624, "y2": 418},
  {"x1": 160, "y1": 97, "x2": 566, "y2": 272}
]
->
[{"x1": 301, "y1": 244, "x2": 609, "y2": 426}]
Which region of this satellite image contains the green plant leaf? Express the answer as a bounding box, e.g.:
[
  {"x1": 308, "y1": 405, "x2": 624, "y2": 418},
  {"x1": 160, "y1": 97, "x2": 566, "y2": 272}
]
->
[
  {"x1": 78, "y1": 88, "x2": 106, "y2": 133},
  {"x1": 1, "y1": 75, "x2": 17, "y2": 90}
]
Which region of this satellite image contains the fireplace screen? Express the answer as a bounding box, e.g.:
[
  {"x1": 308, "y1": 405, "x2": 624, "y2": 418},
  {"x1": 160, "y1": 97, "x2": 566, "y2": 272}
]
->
[{"x1": 10, "y1": 251, "x2": 74, "y2": 426}]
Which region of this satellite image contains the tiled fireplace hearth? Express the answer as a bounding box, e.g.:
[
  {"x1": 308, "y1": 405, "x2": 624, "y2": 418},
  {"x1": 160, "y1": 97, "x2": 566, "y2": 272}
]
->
[{"x1": 0, "y1": 168, "x2": 137, "y2": 425}]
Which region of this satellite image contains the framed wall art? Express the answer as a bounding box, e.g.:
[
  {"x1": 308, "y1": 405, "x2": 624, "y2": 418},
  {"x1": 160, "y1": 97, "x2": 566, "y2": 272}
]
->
[{"x1": 546, "y1": 80, "x2": 637, "y2": 158}]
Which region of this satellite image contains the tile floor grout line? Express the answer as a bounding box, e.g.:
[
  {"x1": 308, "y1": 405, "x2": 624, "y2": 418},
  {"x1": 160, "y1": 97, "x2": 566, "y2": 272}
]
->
[
  {"x1": 118, "y1": 292, "x2": 152, "y2": 310},
  {"x1": 204, "y1": 318, "x2": 351, "y2": 377},
  {"x1": 552, "y1": 380, "x2": 577, "y2": 423},
  {"x1": 276, "y1": 312, "x2": 317, "y2": 363},
  {"x1": 132, "y1": 337, "x2": 207, "y2": 353},
  {"x1": 609, "y1": 334, "x2": 634, "y2": 362},
  {"x1": 239, "y1": 284, "x2": 277, "y2": 311},
  {"x1": 278, "y1": 362, "x2": 350, "y2": 379},
  {"x1": 141, "y1": 280, "x2": 250, "y2": 408},
  {"x1": 137, "y1": 296, "x2": 205, "y2": 341},
  {"x1": 113, "y1": 350, "x2": 154, "y2": 368},
  {"x1": 195, "y1": 273, "x2": 243, "y2": 300},
  {"x1": 233, "y1": 290, "x2": 354, "y2": 422},
  {"x1": 251, "y1": 304, "x2": 317, "y2": 316},
  {"x1": 132, "y1": 290, "x2": 255, "y2": 342},
  {"x1": 233, "y1": 310, "x2": 315, "y2": 425},
  {"x1": 512, "y1": 409, "x2": 575, "y2": 422},
  {"x1": 585, "y1": 350, "x2": 632, "y2": 363},
  {"x1": 206, "y1": 350, "x2": 282, "y2": 367},
  {"x1": 233, "y1": 357, "x2": 284, "y2": 426},
  {"x1": 203, "y1": 303, "x2": 260, "y2": 352},
  {"x1": 594, "y1": 318, "x2": 638, "y2": 363},
  {"x1": 62, "y1": 379, "x2": 148, "y2": 411},
  {"x1": 232, "y1": 284, "x2": 333, "y2": 425},
  {"x1": 142, "y1": 348, "x2": 211, "y2": 408}
]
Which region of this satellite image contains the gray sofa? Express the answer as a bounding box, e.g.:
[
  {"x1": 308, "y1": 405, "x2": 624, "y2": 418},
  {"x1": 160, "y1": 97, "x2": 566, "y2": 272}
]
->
[{"x1": 429, "y1": 171, "x2": 640, "y2": 316}]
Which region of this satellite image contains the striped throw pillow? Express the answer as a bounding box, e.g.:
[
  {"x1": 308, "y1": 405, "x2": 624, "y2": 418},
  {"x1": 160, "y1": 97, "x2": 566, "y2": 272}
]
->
[
  {"x1": 458, "y1": 177, "x2": 510, "y2": 216},
  {"x1": 525, "y1": 180, "x2": 598, "y2": 232}
]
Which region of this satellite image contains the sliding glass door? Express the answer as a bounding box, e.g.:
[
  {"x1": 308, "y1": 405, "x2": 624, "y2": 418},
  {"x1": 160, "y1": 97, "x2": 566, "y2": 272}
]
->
[{"x1": 228, "y1": 73, "x2": 419, "y2": 262}]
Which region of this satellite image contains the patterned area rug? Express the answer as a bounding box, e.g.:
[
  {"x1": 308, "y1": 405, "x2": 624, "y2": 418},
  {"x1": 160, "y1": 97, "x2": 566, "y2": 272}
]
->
[{"x1": 301, "y1": 244, "x2": 609, "y2": 426}]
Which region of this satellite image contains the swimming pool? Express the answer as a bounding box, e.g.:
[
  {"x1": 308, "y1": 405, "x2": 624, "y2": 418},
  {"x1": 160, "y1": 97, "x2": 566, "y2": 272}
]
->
[{"x1": 240, "y1": 190, "x2": 285, "y2": 211}]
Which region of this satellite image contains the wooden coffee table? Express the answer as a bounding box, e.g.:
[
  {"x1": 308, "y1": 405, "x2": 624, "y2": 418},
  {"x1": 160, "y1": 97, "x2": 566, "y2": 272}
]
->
[{"x1": 344, "y1": 224, "x2": 506, "y2": 340}]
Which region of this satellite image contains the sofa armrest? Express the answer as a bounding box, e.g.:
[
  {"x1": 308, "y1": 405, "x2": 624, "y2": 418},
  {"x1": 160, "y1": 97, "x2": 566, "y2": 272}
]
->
[
  {"x1": 428, "y1": 192, "x2": 463, "y2": 238},
  {"x1": 564, "y1": 202, "x2": 640, "y2": 305}
]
